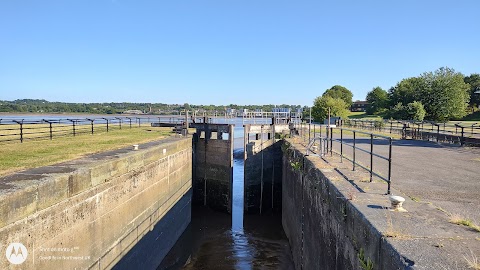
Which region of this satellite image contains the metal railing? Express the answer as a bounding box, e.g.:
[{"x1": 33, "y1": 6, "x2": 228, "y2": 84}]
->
[
  {"x1": 343, "y1": 119, "x2": 480, "y2": 146},
  {"x1": 327, "y1": 127, "x2": 393, "y2": 194},
  {"x1": 0, "y1": 116, "x2": 185, "y2": 144},
  {"x1": 296, "y1": 122, "x2": 393, "y2": 195}
]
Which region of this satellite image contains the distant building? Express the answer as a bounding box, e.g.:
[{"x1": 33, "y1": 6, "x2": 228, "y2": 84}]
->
[
  {"x1": 351, "y1": 101, "x2": 369, "y2": 112},
  {"x1": 226, "y1": 108, "x2": 237, "y2": 116}
]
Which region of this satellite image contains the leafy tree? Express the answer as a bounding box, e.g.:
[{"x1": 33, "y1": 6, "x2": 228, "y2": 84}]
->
[
  {"x1": 389, "y1": 101, "x2": 425, "y2": 121},
  {"x1": 406, "y1": 101, "x2": 426, "y2": 121},
  {"x1": 388, "y1": 77, "x2": 426, "y2": 107},
  {"x1": 312, "y1": 96, "x2": 349, "y2": 122},
  {"x1": 365, "y1": 87, "x2": 388, "y2": 115},
  {"x1": 323, "y1": 85, "x2": 353, "y2": 107},
  {"x1": 420, "y1": 67, "x2": 470, "y2": 121},
  {"x1": 464, "y1": 73, "x2": 480, "y2": 111}
]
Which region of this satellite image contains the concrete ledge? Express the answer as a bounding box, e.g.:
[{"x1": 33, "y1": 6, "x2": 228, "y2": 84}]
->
[
  {"x1": 0, "y1": 137, "x2": 192, "y2": 269},
  {"x1": 282, "y1": 138, "x2": 479, "y2": 270}
]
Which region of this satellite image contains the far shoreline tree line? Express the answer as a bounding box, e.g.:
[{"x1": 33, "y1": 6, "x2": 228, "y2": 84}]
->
[{"x1": 312, "y1": 67, "x2": 480, "y2": 123}]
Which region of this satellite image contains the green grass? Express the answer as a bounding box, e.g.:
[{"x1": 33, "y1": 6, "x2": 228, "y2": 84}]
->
[
  {"x1": 450, "y1": 215, "x2": 480, "y2": 233},
  {"x1": 0, "y1": 127, "x2": 172, "y2": 177},
  {"x1": 347, "y1": 112, "x2": 382, "y2": 120}
]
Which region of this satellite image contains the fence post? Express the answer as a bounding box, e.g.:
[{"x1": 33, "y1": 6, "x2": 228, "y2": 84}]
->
[
  {"x1": 72, "y1": 121, "x2": 76, "y2": 136},
  {"x1": 116, "y1": 117, "x2": 122, "y2": 130},
  {"x1": 340, "y1": 128, "x2": 343, "y2": 163},
  {"x1": 106, "y1": 119, "x2": 109, "y2": 132},
  {"x1": 387, "y1": 137, "x2": 392, "y2": 195},
  {"x1": 330, "y1": 127, "x2": 333, "y2": 156},
  {"x1": 353, "y1": 131, "x2": 356, "y2": 171},
  {"x1": 308, "y1": 122, "x2": 311, "y2": 143},
  {"x1": 461, "y1": 127, "x2": 465, "y2": 146},
  {"x1": 437, "y1": 125, "x2": 439, "y2": 143},
  {"x1": 326, "y1": 125, "x2": 329, "y2": 154},
  {"x1": 49, "y1": 122, "x2": 53, "y2": 140},
  {"x1": 370, "y1": 134, "x2": 373, "y2": 182},
  {"x1": 89, "y1": 119, "x2": 94, "y2": 135}
]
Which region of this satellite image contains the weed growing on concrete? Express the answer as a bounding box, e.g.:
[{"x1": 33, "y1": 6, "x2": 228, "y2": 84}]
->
[
  {"x1": 410, "y1": 196, "x2": 420, "y2": 202},
  {"x1": 464, "y1": 250, "x2": 480, "y2": 270},
  {"x1": 281, "y1": 141, "x2": 291, "y2": 154},
  {"x1": 450, "y1": 215, "x2": 480, "y2": 233},
  {"x1": 436, "y1": 206, "x2": 448, "y2": 214},
  {"x1": 290, "y1": 161, "x2": 302, "y2": 172},
  {"x1": 357, "y1": 248, "x2": 374, "y2": 270}
]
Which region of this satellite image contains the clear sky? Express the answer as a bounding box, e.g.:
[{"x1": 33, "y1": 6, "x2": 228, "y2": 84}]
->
[{"x1": 1, "y1": 0, "x2": 479, "y2": 106}]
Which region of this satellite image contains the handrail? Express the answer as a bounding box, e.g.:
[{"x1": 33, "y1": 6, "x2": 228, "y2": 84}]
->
[{"x1": 327, "y1": 126, "x2": 393, "y2": 195}]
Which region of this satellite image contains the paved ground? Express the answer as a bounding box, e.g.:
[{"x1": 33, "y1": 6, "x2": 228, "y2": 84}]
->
[{"x1": 328, "y1": 136, "x2": 480, "y2": 223}]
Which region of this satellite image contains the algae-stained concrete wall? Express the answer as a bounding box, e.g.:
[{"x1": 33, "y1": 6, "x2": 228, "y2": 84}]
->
[
  {"x1": 244, "y1": 139, "x2": 282, "y2": 214},
  {"x1": 0, "y1": 137, "x2": 192, "y2": 270},
  {"x1": 243, "y1": 124, "x2": 283, "y2": 214},
  {"x1": 282, "y1": 139, "x2": 408, "y2": 270},
  {"x1": 193, "y1": 125, "x2": 233, "y2": 213}
]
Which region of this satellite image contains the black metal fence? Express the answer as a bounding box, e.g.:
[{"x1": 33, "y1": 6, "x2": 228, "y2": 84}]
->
[
  {"x1": 0, "y1": 116, "x2": 186, "y2": 144},
  {"x1": 342, "y1": 119, "x2": 480, "y2": 146},
  {"x1": 299, "y1": 123, "x2": 393, "y2": 195}
]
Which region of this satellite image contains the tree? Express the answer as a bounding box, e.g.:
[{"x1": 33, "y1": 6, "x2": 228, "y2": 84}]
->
[
  {"x1": 365, "y1": 87, "x2": 388, "y2": 115},
  {"x1": 388, "y1": 77, "x2": 426, "y2": 107},
  {"x1": 464, "y1": 73, "x2": 480, "y2": 111},
  {"x1": 312, "y1": 96, "x2": 349, "y2": 122},
  {"x1": 420, "y1": 67, "x2": 470, "y2": 121},
  {"x1": 389, "y1": 101, "x2": 426, "y2": 121},
  {"x1": 406, "y1": 101, "x2": 426, "y2": 121},
  {"x1": 323, "y1": 85, "x2": 353, "y2": 107}
]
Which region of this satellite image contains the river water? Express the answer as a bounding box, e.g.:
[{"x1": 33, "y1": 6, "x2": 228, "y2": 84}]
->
[{"x1": 157, "y1": 124, "x2": 294, "y2": 270}]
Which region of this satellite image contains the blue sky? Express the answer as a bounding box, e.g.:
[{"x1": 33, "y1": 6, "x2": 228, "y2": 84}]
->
[{"x1": 1, "y1": 0, "x2": 479, "y2": 106}]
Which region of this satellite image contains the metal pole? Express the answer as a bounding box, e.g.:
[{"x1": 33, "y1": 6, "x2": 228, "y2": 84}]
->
[
  {"x1": 353, "y1": 131, "x2": 356, "y2": 171},
  {"x1": 330, "y1": 127, "x2": 333, "y2": 156},
  {"x1": 260, "y1": 125, "x2": 264, "y2": 214},
  {"x1": 461, "y1": 127, "x2": 465, "y2": 146},
  {"x1": 388, "y1": 137, "x2": 392, "y2": 195},
  {"x1": 20, "y1": 122, "x2": 23, "y2": 143},
  {"x1": 309, "y1": 107, "x2": 312, "y2": 142},
  {"x1": 340, "y1": 128, "x2": 343, "y2": 163},
  {"x1": 370, "y1": 134, "x2": 373, "y2": 182}
]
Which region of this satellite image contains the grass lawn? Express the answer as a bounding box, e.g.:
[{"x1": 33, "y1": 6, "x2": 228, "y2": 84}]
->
[
  {"x1": 347, "y1": 112, "x2": 382, "y2": 120},
  {"x1": 0, "y1": 127, "x2": 172, "y2": 177}
]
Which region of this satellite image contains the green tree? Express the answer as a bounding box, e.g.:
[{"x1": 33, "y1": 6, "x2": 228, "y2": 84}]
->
[
  {"x1": 464, "y1": 73, "x2": 480, "y2": 111},
  {"x1": 323, "y1": 85, "x2": 353, "y2": 107},
  {"x1": 389, "y1": 101, "x2": 426, "y2": 121},
  {"x1": 406, "y1": 101, "x2": 426, "y2": 121},
  {"x1": 312, "y1": 96, "x2": 349, "y2": 122},
  {"x1": 420, "y1": 67, "x2": 470, "y2": 121},
  {"x1": 388, "y1": 77, "x2": 426, "y2": 107},
  {"x1": 365, "y1": 87, "x2": 388, "y2": 115}
]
